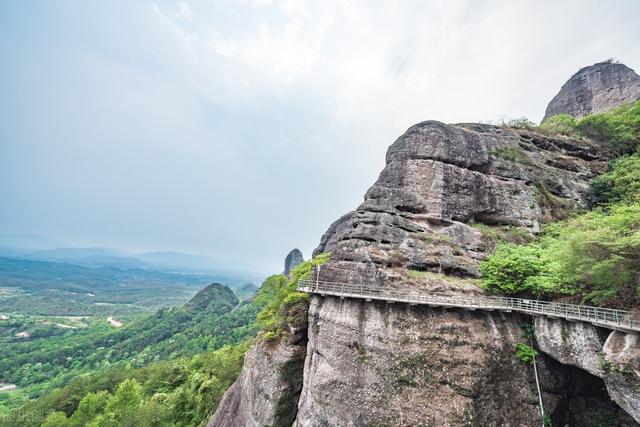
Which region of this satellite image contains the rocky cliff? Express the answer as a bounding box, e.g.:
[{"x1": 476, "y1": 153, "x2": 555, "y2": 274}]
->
[
  {"x1": 543, "y1": 61, "x2": 640, "y2": 121},
  {"x1": 535, "y1": 318, "x2": 640, "y2": 424},
  {"x1": 209, "y1": 64, "x2": 640, "y2": 426},
  {"x1": 284, "y1": 249, "x2": 305, "y2": 277}
]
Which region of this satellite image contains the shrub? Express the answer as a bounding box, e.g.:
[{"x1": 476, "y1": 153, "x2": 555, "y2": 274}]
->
[
  {"x1": 255, "y1": 254, "x2": 330, "y2": 341},
  {"x1": 540, "y1": 114, "x2": 577, "y2": 135},
  {"x1": 542, "y1": 100, "x2": 640, "y2": 155},
  {"x1": 504, "y1": 117, "x2": 537, "y2": 129},
  {"x1": 515, "y1": 343, "x2": 538, "y2": 364},
  {"x1": 479, "y1": 243, "x2": 559, "y2": 297},
  {"x1": 586, "y1": 152, "x2": 640, "y2": 208},
  {"x1": 480, "y1": 204, "x2": 640, "y2": 306}
]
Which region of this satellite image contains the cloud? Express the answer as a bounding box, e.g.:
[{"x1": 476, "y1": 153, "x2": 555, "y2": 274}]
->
[
  {"x1": 176, "y1": 1, "x2": 193, "y2": 20},
  {"x1": 1, "y1": 0, "x2": 640, "y2": 273}
]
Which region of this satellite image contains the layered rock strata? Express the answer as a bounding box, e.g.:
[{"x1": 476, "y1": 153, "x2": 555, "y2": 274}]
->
[{"x1": 543, "y1": 61, "x2": 640, "y2": 121}]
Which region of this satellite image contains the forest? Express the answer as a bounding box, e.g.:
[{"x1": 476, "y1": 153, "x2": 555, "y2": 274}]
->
[{"x1": 1, "y1": 256, "x2": 324, "y2": 426}]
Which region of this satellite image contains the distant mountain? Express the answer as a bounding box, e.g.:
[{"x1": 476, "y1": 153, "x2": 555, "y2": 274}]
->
[
  {"x1": 136, "y1": 250, "x2": 219, "y2": 272},
  {"x1": 23, "y1": 247, "x2": 146, "y2": 269},
  {"x1": 0, "y1": 239, "x2": 264, "y2": 277},
  {"x1": 0, "y1": 233, "x2": 65, "y2": 251},
  {"x1": 185, "y1": 283, "x2": 239, "y2": 313}
]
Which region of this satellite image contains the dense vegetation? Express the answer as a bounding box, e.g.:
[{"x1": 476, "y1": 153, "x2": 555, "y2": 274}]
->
[
  {"x1": 11, "y1": 344, "x2": 247, "y2": 427},
  {"x1": 256, "y1": 253, "x2": 329, "y2": 341},
  {"x1": 0, "y1": 284, "x2": 259, "y2": 413},
  {"x1": 481, "y1": 103, "x2": 640, "y2": 308},
  {"x1": 540, "y1": 100, "x2": 640, "y2": 155},
  {"x1": 2, "y1": 255, "x2": 330, "y2": 426}
]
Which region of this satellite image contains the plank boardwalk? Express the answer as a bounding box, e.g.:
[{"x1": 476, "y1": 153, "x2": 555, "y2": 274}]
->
[{"x1": 298, "y1": 279, "x2": 640, "y2": 333}]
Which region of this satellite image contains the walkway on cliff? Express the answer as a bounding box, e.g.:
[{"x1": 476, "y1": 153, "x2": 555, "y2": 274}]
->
[{"x1": 298, "y1": 279, "x2": 640, "y2": 333}]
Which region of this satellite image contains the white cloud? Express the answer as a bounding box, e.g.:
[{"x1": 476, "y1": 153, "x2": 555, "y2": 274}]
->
[
  {"x1": 3, "y1": 0, "x2": 640, "y2": 272},
  {"x1": 176, "y1": 1, "x2": 193, "y2": 20}
]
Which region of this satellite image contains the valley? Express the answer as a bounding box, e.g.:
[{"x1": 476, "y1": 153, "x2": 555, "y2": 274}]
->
[{"x1": 0, "y1": 252, "x2": 265, "y2": 423}]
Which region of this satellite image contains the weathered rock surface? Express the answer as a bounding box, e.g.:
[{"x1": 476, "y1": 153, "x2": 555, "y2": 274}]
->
[
  {"x1": 534, "y1": 317, "x2": 606, "y2": 377},
  {"x1": 209, "y1": 63, "x2": 640, "y2": 425},
  {"x1": 543, "y1": 61, "x2": 640, "y2": 121},
  {"x1": 315, "y1": 121, "x2": 608, "y2": 282},
  {"x1": 603, "y1": 331, "x2": 640, "y2": 423},
  {"x1": 535, "y1": 317, "x2": 640, "y2": 423},
  {"x1": 295, "y1": 296, "x2": 540, "y2": 426},
  {"x1": 284, "y1": 249, "x2": 305, "y2": 277},
  {"x1": 208, "y1": 336, "x2": 307, "y2": 427}
]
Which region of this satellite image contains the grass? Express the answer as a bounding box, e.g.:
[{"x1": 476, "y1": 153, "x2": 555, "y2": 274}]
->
[
  {"x1": 491, "y1": 146, "x2": 533, "y2": 165},
  {"x1": 541, "y1": 100, "x2": 640, "y2": 155},
  {"x1": 405, "y1": 270, "x2": 472, "y2": 286},
  {"x1": 470, "y1": 222, "x2": 536, "y2": 245}
]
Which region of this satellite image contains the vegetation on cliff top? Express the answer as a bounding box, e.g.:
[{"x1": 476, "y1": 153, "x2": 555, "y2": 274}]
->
[
  {"x1": 481, "y1": 104, "x2": 640, "y2": 308},
  {"x1": 540, "y1": 100, "x2": 640, "y2": 155},
  {"x1": 257, "y1": 253, "x2": 330, "y2": 341}
]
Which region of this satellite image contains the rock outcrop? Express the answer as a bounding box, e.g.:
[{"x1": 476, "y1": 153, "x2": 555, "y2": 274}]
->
[
  {"x1": 543, "y1": 61, "x2": 640, "y2": 121},
  {"x1": 284, "y1": 249, "x2": 304, "y2": 277},
  {"x1": 296, "y1": 298, "x2": 540, "y2": 425},
  {"x1": 209, "y1": 63, "x2": 640, "y2": 426},
  {"x1": 208, "y1": 337, "x2": 307, "y2": 427},
  {"x1": 315, "y1": 121, "x2": 607, "y2": 283},
  {"x1": 535, "y1": 317, "x2": 640, "y2": 423}
]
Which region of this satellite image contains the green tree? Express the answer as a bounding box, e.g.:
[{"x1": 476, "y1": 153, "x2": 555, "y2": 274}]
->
[
  {"x1": 479, "y1": 244, "x2": 556, "y2": 296},
  {"x1": 68, "y1": 391, "x2": 108, "y2": 427},
  {"x1": 586, "y1": 152, "x2": 640, "y2": 208},
  {"x1": 100, "y1": 379, "x2": 143, "y2": 427},
  {"x1": 41, "y1": 412, "x2": 71, "y2": 427}
]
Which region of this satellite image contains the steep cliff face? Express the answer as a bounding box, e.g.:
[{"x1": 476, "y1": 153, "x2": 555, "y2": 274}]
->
[
  {"x1": 535, "y1": 317, "x2": 640, "y2": 424},
  {"x1": 208, "y1": 336, "x2": 307, "y2": 427},
  {"x1": 209, "y1": 63, "x2": 640, "y2": 426},
  {"x1": 543, "y1": 61, "x2": 640, "y2": 121},
  {"x1": 296, "y1": 297, "x2": 539, "y2": 425},
  {"x1": 314, "y1": 121, "x2": 607, "y2": 284},
  {"x1": 294, "y1": 121, "x2": 617, "y2": 425}
]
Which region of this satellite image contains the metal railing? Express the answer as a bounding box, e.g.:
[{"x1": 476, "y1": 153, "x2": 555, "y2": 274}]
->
[{"x1": 297, "y1": 279, "x2": 640, "y2": 332}]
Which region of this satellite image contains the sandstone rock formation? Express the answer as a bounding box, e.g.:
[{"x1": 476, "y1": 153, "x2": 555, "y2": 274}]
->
[
  {"x1": 296, "y1": 298, "x2": 539, "y2": 425},
  {"x1": 535, "y1": 317, "x2": 640, "y2": 423},
  {"x1": 208, "y1": 63, "x2": 640, "y2": 426},
  {"x1": 543, "y1": 61, "x2": 640, "y2": 121},
  {"x1": 284, "y1": 249, "x2": 304, "y2": 277},
  {"x1": 314, "y1": 121, "x2": 607, "y2": 284},
  {"x1": 208, "y1": 337, "x2": 307, "y2": 427}
]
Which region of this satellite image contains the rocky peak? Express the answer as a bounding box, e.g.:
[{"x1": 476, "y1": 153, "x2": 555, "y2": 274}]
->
[
  {"x1": 209, "y1": 64, "x2": 638, "y2": 427},
  {"x1": 284, "y1": 248, "x2": 304, "y2": 277},
  {"x1": 315, "y1": 120, "x2": 608, "y2": 286},
  {"x1": 543, "y1": 60, "x2": 640, "y2": 121}
]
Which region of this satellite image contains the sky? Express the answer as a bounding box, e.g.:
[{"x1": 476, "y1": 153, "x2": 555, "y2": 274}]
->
[{"x1": 1, "y1": 1, "x2": 639, "y2": 273}]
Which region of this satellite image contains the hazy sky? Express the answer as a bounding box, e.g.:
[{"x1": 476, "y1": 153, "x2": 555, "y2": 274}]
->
[{"x1": 1, "y1": 1, "x2": 639, "y2": 273}]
